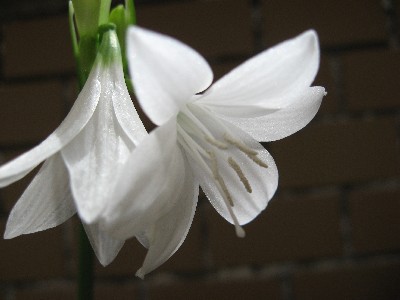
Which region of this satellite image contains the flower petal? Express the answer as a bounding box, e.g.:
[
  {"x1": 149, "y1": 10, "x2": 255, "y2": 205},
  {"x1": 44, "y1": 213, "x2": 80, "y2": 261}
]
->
[
  {"x1": 110, "y1": 53, "x2": 148, "y2": 145},
  {"x1": 4, "y1": 153, "x2": 76, "y2": 239},
  {"x1": 198, "y1": 30, "x2": 320, "y2": 117},
  {"x1": 101, "y1": 118, "x2": 186, "y2": 239},
  {"x1": 220, "y1": 86, "x2": 326, "y2": 142},
  {"x1": 136, "y1": 161, "x2": 198, "y2": 278},
  {"x1": 62, "y1": 70, "x2": 134, "y2": 224},
  {"x1": 188, "y1": 105, "x2": 278, "y2": 225},
  {"x1": 0, "y1": 66, "x2": 101, "y2": 188},
  {"x1": 127, "y1": 26, "x2": 213, "y2": 125},
  {"x1": 83, "y1": 222, "x2": 125, "y2": 266}
]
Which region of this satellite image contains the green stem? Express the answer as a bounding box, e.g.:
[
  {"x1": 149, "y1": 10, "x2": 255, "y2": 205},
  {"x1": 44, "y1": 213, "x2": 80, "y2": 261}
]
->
[
  {"x1": 78, "y1": 35, "x2": 98, "y2": 89},
  {"x1": 75, "y1": 35, "x2": 96, "y2": 299},
  {"x1": 78, "y1": 224, "x2": 94, "y2": 300}
]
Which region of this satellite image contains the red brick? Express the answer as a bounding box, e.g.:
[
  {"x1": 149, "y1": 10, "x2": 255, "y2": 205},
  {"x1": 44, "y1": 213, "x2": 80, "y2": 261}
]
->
[
  {"x1": 14, "y1": 282, "x2": 75, "y2": 300},
  {"x1": 0, "y1": 81, "x2": 65, "y2": 144},
  {"x1": 315, "y1": 55, "x2": 338, "y2": 113},
  {"x1": 269, "y1": 117, "x2": 400, "y2": 188},
  {"x1": 262, "y1": 0, "x2": 387, "y2": 47},
  {"x1": 94, "y1": 283, "x2": 138, "y2": 300},
  {"x1": 293, "y1": 261, "x2": 400, "y2": 300},
  {"x1": 349, "y1": 186, "x2": 400, "y2": 254},
  {"x1": 4, "y1": 16, "x2": 75, "y2": 77},
  {"x1": 343, "y1": 50, "x2": 400, "y2": 110},
  {"x1": 0, "y1": 219, "x2": 66, "y2": 281},
  {"x1": 148, "y1": 278, "x2": 283, "y2": 300},
  {"x1": 397, "y1": 5, "x2": 400, "y2": 29},
  {"x1": 137, "y1": 0, "x2": 253, "y2": 57},
  {"x1": 0, "y1": 288, "x2": 7, "y2": 300},
  {"x1": 207, "y1": 191, "x2": 342, "y2": 266}
]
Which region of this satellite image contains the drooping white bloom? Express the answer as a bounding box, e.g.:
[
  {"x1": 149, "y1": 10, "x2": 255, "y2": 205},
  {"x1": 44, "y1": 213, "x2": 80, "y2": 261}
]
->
[
  {"x1": 0, "y1": 28, "x2": 147, "y2": 265},
  {"x1": 101, "y1": 26, "x2": 326, "y2": 277}
]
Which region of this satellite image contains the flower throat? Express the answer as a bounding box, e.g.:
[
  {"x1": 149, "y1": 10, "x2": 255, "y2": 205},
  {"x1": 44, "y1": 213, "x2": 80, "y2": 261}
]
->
[{"x1": 176, "y1": 104, "x2": 268, "y2": 238}]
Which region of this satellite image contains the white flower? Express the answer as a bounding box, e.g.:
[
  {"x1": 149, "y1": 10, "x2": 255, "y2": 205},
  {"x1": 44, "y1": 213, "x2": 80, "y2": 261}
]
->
[
  {"x1": 101, "y1": 26, "x2": 326, "y2": 277},
  {"x1": 0, "y1": 29, "x2": 147, "y2": 265}
]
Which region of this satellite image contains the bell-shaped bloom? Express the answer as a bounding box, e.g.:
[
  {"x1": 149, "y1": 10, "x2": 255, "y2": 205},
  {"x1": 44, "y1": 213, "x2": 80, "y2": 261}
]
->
[
  {"x1": 0, "y1": 28, "x2": 147, "y2": 265},
  {"x1": 101, "y1": 26, "x2": 326, "y2": 277}
]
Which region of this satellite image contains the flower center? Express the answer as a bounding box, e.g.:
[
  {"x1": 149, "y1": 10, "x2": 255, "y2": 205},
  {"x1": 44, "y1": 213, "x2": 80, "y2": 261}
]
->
[{"x1": 176, "y1": 104, "x2": 268, "y2": 238}]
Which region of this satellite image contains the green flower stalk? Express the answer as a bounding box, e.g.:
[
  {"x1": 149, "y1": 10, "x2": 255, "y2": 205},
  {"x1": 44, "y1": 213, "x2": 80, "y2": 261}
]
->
[
  {"x1": 69, "y1": 0, "x2": 136, "y2": 90},
  {"x1": 70, "y1": 0, "x2": 101, "y2": 87},
  {"x1": 110, "y1": 0, "x2": 136, "y2": 75}
]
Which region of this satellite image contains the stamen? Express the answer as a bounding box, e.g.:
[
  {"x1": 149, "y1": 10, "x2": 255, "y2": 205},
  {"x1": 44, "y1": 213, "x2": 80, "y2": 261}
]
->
[
  {"x1": 224, "y1": 134, "x2": 268, "y2": 168},
  {"x1": 205, "y1": 135, "x2": 228, "y2": 149},
  {"x1": 224, "y1": 134, "x2": 258, "y2": 156},
  {"x1": 235, "y1": 224, "x2": 246, "y2": 238},
  {"x1": 223, "y1": 198, "x2": 246, "y2": 238},
  {"x1": 179, "y1": 109, "x2": 215, "y2": 141},
  {"x1": 177, "y1": 124, "x2": 209, "y2": 157},
  {"x1": 208, "y1": 151, "x2": 234, "y2": 207},
  {"x1": 248, "y1": 154, "x2": 268, "y2": 168},
  {"x1": 209, "y1": 151, "x2": 246, "y2": 238},
  {"x1": 228, "y1": 157, "x2": 252, "y2": 193}
]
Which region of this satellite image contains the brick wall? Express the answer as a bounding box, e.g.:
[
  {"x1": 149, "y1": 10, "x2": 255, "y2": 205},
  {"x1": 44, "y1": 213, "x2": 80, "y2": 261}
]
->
[{"x1": 0, "y1": 0, "x2": 399, "y2": 299}]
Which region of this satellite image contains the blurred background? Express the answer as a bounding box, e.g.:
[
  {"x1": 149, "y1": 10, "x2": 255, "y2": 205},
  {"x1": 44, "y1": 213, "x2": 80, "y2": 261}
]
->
[{"x1": 0, "y1": 0, "x2": 399, "y2": 299}]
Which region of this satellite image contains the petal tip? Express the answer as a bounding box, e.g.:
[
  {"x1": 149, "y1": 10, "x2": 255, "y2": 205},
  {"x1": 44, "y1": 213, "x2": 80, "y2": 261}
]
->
[
  {"x1": 4, "y1": 226, "x2": 18, "y2": 239},
  {"x1": 136, "y1": 268, "x2": 145, "y2": 279},
  {"x1": 77, "y1": 206, "x2": 101, "y2": 225},
  {"x1": 98, "y1": 256, "x2": 112, "y2": 267},
  {"x1": 4, "y1": 232, "x2": 13, "y2": 240},
  {"x1": 296, "y1": 29, "x2": 319, "y2": 54},
  {"x1": 301, "y1": 29, "x2": 318, "y2": 42},
  {"x1": 313, "y1": 86, "x2": 327, "y2": 96}
]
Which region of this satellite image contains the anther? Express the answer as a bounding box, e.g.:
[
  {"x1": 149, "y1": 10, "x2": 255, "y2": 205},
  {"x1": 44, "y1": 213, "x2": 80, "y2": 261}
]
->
[
  {"x1": 235, "y1": 226, "x2": 246, "y2": 238},
  {"x1": 248, "y1": 154, "x2": 268, "y2": 168},
  {"x1": 208, "y1": 151, "x2": 234, "y2": 207},
  {"x1": 224, "y1": 134, "x2": 268, "y2": 168},
  {"x1": 207, "y1": 151, "x2": 246, "y2": 238},
  {"x1": 224, "y1": 134, "x2": 258, "y2": 156},
  {"x1": 205, "y1": 135, "x2": 228, "y2": 149},
  {"x1": 228, "y1": 157, "x2": 252, "y2": 193}
]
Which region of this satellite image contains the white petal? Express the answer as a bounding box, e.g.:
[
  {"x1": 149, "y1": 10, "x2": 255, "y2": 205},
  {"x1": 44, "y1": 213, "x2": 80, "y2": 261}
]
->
[
  {"x1": 221, "y1": 86, "x2": 326, "y2": 142},
  {"x1": 198, "y1": 30, "x2": 320, "y2": 117},
  {"x1": 127, "y1": 26, "x2": 213, "y2": 125},
  {"x1": 110, "y1": 52, "x2": 148, "y2": 145},
  {"x1": 188, "y1": 106, "x2": 278, "y2": 225},
  {"x1": 101, "y1": 118, "x2": 185, "y2": 239},
  {"x1": 4, "y1": 153, "x2": 76, "y2": 239},
  {"x1": 0, "y1": 66, "x2": 101, "y2": 188},
  {"x1": 62, "y1": 70, "x2": 134, "y2": 224},
  {"x1": 136, "y1": 161, "x2": 198, "y2": 278},
  {"x1": 83, "y1": 222, "x2": 125, "y2": 266}
]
